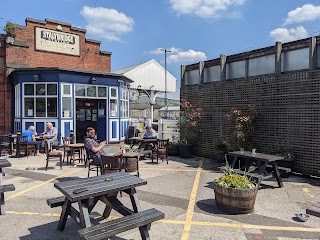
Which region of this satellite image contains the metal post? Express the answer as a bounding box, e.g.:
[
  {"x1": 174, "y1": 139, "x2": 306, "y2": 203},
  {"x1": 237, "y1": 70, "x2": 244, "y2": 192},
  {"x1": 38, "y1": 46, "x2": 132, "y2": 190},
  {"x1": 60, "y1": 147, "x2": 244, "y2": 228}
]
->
[{"x1": 165, "y1": 49, "x2": 168, "y2": 119}]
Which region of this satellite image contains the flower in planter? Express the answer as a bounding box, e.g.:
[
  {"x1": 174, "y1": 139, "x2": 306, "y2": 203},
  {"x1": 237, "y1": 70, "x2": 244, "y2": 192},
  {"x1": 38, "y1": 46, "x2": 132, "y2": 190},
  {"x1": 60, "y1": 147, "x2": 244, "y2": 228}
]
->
[
  {"x1": 215, "y1": 162, "x2": 255, "y2": 189},
  {"x1": 178, "y1": 98, "x2": 202, "y2": 144}
]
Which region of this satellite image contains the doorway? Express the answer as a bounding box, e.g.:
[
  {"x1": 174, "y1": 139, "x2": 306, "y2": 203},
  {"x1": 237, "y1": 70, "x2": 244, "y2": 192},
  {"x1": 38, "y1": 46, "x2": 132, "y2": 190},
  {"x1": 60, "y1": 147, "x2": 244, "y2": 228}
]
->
[{"x1": 75, "y1": 99, "x2": 107, "y2": 142}]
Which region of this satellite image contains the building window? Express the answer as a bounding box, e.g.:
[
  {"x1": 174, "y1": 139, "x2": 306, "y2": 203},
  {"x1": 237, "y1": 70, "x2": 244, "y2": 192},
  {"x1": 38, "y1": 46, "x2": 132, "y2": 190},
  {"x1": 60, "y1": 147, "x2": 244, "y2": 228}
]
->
[
  {"x1": 62, "y1": 84, "x2": 72, "y2": 118},
  {"x1": 23, "y1": 83, "x2": 58, "y2": 118},
  {"x1": 120, "y1": 90, "x2": 129, "y2": 118},
  {"x1": 15, "y1": 85, "x2": 20, "y2": 118},
  {"x1": 110, "y1": 87, "x2": 118, "y2": 117},
  {"x1": 75, "y1": 84, "x2": 108, "y2": 99}
]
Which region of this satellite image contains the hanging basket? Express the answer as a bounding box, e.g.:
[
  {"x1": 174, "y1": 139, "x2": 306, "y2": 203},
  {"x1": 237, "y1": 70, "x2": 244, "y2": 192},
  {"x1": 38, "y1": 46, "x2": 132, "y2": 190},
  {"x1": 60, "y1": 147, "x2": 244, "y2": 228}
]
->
[{"x1": 213, "y1": 181, "x2": 258, "y2": 214}]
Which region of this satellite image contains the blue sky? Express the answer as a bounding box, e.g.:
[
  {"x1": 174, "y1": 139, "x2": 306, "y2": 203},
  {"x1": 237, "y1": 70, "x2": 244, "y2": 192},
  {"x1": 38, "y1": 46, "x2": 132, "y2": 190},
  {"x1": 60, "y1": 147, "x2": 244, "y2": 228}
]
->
[{"x1": 1, "y1": 0, "x2": 320, "y2": 99}]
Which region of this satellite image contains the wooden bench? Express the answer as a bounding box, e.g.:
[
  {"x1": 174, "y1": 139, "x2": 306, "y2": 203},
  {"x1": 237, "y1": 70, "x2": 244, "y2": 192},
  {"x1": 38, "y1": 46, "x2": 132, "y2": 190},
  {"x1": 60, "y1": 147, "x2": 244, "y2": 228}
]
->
[
  {"x1": 306, "y1": 203, "x2": 320, "y2": 218},
  {"x1": 0, "y1": 184, "x2": 15, "y2": 193},
  {"x1": 0, "y1": 184, "x2": 15, "y2": 215},
  {"x1": 78, "y1": 208, "x2": 164, "y2": 240},
  {"x1": 46, "y1": 196, "x2": 65, "y2": 208},
  {"x1": 266, "y1": 164, "x2": 291, "y2": 177}
]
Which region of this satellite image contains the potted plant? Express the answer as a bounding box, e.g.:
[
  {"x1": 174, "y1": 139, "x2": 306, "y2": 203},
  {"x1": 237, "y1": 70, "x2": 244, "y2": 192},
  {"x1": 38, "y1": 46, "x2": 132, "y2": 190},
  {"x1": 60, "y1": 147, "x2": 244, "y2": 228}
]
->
[
  {"x1": 168, "y1": 135, "x2": 180, "y2": 156},
  {"x1": 3, "y1": 21, "x2": 16, "y2": 43},
  {"x1": 214, "y1": 162, "x2": 258, "y2": 214},
  {"x1": 214, "y1": 139, "x2": 230, "y2": 163},
  {"x1": 178, "y1": 98, "x2": 202, "y2": 158},
  {"x1": 273, "y1": 145, "x2": 295, "y2": 178}
]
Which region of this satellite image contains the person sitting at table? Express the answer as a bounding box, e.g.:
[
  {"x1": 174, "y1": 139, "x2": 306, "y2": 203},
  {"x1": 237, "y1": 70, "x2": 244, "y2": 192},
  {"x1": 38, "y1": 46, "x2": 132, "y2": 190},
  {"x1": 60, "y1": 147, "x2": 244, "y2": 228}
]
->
[
  {"x1": 143, "y1": 126, "x2": 156, "y2": 139},
  {"x1": 141, "y1": 126, "x2": 157, "y2": 151},
  {"x1": 84, "y1": 127, "x2": 107, "y2": 164},
  {"x1": 41, "y1": 122, "x2": 58, "y2": 151},
  {"x1": 22, "y1": 125, "x2": 41, "y2": 155}
]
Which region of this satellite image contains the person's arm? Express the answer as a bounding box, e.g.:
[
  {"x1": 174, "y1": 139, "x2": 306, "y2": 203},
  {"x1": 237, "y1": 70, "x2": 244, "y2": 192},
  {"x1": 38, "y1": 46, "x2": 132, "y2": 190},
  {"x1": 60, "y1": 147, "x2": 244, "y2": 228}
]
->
[
  {"x1": 32, "y1": 134, "x2": 36, "y2": 142},
  {"x1": 91, "y1": 140, "x2": 106, "y2": 153}
]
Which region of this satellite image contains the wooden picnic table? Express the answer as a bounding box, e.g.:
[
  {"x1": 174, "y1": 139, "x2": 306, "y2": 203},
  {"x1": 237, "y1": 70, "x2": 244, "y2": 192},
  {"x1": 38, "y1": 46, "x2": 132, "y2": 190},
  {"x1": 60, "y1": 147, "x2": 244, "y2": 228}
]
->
[
  {"x1": 128, "y1": 137, "x2": 157, "y2": 159},
  {"x1": 54, "y1": 172, "x2": 147, "y2": 231},
  {"x1": 228, "y1": 151, "x2": 284, "y2": 188},
  {"x1": 0, "y1": 158, "x2": 15, "y2": 215}
]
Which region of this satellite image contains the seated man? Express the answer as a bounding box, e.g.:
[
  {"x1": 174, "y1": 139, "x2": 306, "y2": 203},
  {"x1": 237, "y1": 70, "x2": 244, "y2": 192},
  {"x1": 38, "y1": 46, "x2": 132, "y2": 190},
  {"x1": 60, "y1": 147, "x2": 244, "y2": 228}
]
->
[
  {"x1": 143, "y1": 126, "x2": 156, "y2": 139},
  {"x1": 42, "y1": 122, "x2": 58, "y2": 151},
  {"x1": 84, "y1": 127, "x2": 107, "y2": 164},
  {"x1": 22, "y1": 125, "x2": 41, "y2": 155},
  {"x1": 141, "y1": 126, "x2": 157, "y2": 151}
]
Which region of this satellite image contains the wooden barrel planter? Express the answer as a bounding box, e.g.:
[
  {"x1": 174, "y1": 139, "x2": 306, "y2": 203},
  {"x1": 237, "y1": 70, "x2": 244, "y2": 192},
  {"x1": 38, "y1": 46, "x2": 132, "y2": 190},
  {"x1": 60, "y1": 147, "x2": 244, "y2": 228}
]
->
[{"x1": 213, "y1": 182, "x2": 258, "y2": 214}]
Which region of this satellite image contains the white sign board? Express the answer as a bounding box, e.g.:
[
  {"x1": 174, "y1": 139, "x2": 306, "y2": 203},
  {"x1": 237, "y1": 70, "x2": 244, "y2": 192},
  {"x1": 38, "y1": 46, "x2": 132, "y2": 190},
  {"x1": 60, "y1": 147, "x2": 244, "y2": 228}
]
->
[{"x1": 35, "y1": 27, "x2": 80, "y2": 56}]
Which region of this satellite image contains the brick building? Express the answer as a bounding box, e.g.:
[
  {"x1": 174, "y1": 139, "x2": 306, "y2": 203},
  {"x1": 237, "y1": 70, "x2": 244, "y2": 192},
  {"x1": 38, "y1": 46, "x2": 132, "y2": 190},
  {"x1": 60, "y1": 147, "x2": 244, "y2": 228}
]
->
[{"x1": 0, "y1": 18, "x2": 131, "y2": 143}]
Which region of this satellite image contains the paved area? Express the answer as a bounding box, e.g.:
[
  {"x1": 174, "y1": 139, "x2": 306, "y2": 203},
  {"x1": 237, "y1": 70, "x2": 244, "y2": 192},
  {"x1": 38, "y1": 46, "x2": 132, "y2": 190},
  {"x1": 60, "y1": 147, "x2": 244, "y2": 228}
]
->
[{"x1": 1, "y1": 145, "x2": 320, "y2": 240}]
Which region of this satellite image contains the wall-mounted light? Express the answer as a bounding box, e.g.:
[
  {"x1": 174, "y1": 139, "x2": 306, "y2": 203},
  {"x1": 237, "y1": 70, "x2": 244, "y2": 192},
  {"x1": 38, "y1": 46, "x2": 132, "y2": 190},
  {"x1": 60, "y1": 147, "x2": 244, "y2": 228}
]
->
[
  {"x1": 85, "y1": 102, "x2": 91, "y2": 107},
  {"x1": 91, "y1": 76, "x2": 96, "y2": 85},
  {"x1": 33, "y1": 74, "x2": 40, "y2": 81},
  {"x1": 117, "y1": 79, "x2": 124, "y2": 85}
]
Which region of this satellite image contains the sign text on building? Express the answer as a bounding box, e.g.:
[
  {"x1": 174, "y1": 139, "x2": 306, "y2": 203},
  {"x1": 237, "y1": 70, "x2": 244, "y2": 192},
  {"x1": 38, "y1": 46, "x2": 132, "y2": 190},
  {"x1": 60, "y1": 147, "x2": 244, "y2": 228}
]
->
[{"x1": 35, "y1": 27, "x2": 80, "y2": 56}]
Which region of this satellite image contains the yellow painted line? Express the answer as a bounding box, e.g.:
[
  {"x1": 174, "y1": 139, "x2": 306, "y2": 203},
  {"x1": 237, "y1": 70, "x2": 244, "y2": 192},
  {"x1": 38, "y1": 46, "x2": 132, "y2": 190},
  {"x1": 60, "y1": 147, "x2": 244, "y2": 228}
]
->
[
  {"x1": 181, "y1": 159, "x2": 203, "y2": 240},
  {"x1": 6, "y1": 168, "x2": 83, "y2": 201},
  {"x1": 6, "y1": 211, "x2": 320, "y2": 233},
  {"x1": 140, "y1": 167, "x2": 197, "y2": 172}
]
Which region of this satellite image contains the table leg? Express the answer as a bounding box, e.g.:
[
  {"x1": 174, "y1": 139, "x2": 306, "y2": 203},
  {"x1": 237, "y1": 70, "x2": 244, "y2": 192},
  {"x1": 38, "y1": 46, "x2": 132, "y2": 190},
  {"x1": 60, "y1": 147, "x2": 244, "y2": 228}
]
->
[
  {"x1": 71, "y1": 147, "x2": 75, "y2": 166},
  {"x1": 231, "y1": 156, "x2": 238, "y2": 168},
  {"x1": 57, "y1": 199, "x2": 72, "y2": 231},
  {"x1": 139, "y1": 225, "x2": 151, "y2": 240},
  {"x1": 0, "y1": 168, "x2": 5, "y2": 215},
  {"x1": 101, "y1": 195, "x2": 133, "y2": 218},
  {"x1": 270, "y1": 162, "x2": 283, "y2": 188},
  {"x1": 78, "y1": 199, "x2": 91, "y2": 228},
  {"x1": 128, "y1": 188, "x2": 142, "y2": 212}
]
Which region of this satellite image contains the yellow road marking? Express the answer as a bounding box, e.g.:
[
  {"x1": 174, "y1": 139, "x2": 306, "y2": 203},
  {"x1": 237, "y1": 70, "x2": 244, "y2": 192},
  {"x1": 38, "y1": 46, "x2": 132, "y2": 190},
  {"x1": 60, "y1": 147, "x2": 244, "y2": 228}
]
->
[
  {"x1": 6, "y1": 211, "x2": 320, "y2": 233},
  {"x1": 6, "y1": 168, "x2": 83, "y2": 201},
  {"x1": 181, "y1": 159, "x2": 203, "y2": 240}
]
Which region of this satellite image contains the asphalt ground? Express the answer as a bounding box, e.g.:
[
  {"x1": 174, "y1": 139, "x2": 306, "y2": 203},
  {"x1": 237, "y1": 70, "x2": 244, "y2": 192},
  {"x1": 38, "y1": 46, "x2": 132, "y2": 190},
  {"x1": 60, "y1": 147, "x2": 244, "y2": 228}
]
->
[{"x1": 1, "y1": 145, "x2": 320, "y2": 240}]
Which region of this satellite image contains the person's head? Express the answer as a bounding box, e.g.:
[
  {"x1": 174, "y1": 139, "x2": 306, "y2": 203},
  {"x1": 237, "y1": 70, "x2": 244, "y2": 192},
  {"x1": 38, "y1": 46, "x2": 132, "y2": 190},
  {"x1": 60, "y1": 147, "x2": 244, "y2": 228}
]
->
[
  {"x1": 145, "y1": 126, "x2": 151, "y2": 132},
  {"x1": 46, "y1": 122, "x2": 53, "y2": 129},
  {"x1": 28, "y1": 125, "x2": 36, "y2": 132},
  {"x1": 86, "y1": 127, "x2": 96, "y2": 138}
]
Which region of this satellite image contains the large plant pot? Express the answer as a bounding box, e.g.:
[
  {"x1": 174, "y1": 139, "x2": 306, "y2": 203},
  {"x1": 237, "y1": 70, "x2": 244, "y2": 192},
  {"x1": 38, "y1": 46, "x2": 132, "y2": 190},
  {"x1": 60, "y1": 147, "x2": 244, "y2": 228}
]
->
[
  {"x1": 213, "y1": 181, "x2": 258, "y2": 214},
  {"x1": 168, "y1": 144, "x2": 180, "y2": 156},
  {"x1": 179, "y1": 144, "x2": 193, "y2": 158}
]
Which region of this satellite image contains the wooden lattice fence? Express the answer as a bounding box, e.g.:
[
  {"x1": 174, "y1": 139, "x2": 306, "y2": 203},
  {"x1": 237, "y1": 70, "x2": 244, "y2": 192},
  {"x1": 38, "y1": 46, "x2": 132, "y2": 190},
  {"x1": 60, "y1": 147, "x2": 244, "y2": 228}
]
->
[{"x1": 181, "y1": 69, "x2": 320, "y2": 176}]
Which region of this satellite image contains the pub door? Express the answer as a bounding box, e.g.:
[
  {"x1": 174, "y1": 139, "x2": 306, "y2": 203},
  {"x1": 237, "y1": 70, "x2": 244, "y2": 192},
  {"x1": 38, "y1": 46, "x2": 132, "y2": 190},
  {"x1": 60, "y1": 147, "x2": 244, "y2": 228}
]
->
[{"x1": 75, "y1": 99, "x2": 107, "y2": 142}]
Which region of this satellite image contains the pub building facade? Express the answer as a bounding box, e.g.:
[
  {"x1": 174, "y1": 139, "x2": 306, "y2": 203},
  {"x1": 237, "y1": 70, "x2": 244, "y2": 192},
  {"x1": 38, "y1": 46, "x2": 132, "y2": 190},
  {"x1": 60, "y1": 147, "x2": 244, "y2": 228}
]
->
[{"x1": 0, "y1": 18, "x2": 132, "y2": 143}]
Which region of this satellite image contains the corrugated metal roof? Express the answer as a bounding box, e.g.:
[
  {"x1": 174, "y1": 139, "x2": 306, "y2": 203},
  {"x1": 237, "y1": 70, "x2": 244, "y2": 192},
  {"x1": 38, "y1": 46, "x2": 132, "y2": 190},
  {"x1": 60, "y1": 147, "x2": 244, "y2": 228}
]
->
[
  {"x1": 130, "y1": 103, "x2": 163, "y2": 110},
  {"x1": 113, "y1": 61, "x2": 148, "y2": 74}
]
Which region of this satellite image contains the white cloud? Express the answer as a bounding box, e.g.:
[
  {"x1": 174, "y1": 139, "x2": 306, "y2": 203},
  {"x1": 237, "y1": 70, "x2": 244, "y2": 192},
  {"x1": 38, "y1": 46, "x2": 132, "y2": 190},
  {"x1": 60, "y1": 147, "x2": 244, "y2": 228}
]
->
[
  {"x1": 150, "y1": 48, "x2": 207, "y2": 64},
  {"x1": 284, "y1": 4, "x2": 320, "y2": 25},
  {"x1": 269, "y1": 26, "x2": 308, "y2": 43},
  {"x1": 169, "y1": 0, "x2": 246, "y2": 19},
  {"x1": 80, "y1": 6, "x2": 134, "y2": 41},
  {"x1": 167, "y1": 50, "x2": 207, "y2": 63}
]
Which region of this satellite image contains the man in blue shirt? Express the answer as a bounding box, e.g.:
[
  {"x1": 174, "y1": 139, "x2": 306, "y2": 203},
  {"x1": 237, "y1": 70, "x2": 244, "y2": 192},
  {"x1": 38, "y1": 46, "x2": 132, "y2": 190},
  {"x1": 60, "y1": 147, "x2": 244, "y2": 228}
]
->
[{"x1": 143, "y1": 126, "x2": 156, "y2": 139}]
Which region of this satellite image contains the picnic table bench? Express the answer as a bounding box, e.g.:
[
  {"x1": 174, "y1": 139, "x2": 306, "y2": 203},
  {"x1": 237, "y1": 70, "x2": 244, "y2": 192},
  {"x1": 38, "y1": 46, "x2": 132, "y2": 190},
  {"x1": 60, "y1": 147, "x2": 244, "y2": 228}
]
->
[
  {"x1": 0, "y1": 158, "x2": 15, "y2": 215},
  {"x1": 78, "y1": 208, "x2": 164, "y2": 240},
  {"x1": 227, "y1": 151, "x2": 286, "y2": 188},
  {"x1": 49, "y1": 172, "x2": 164, "y2": 239},
  {"x1": 306, "y1": 203, "x2": 320, "y2": 218}
]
